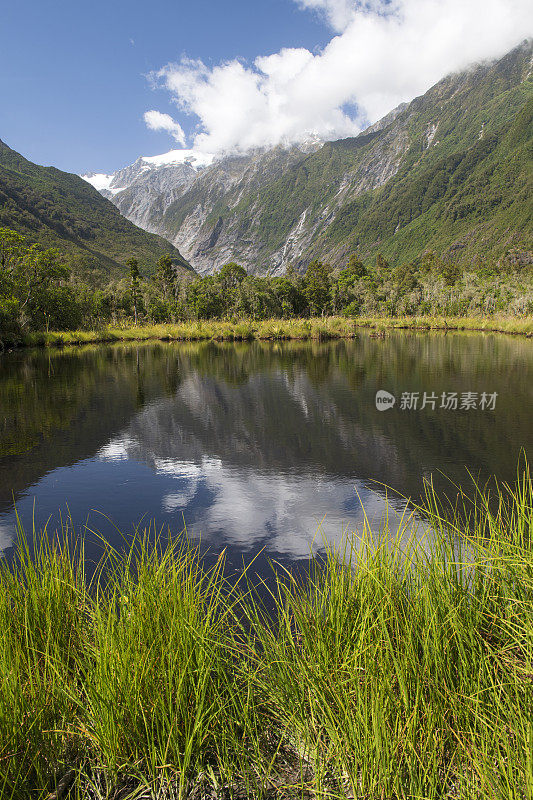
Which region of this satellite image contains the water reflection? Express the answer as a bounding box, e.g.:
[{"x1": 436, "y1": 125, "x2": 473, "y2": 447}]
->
[
  {"x1": 0, "y1": 334, "x2": 531, "y2": 571},
  {"x1": 98, "y1": 435, "x2": 405, "y2": 557}
]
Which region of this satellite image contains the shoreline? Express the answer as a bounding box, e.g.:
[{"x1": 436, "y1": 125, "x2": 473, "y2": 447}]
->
[
  {"x1": 1, "y1": 470, "x2": 531, "y2": 799},
  {"x1": 2, "y1": 314, "x2": 533, "y2": 350}
]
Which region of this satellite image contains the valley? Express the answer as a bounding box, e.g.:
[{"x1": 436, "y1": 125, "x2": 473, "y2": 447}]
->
[{"x1": 83, "y1": 41, "x2": 532, "y2": 276}]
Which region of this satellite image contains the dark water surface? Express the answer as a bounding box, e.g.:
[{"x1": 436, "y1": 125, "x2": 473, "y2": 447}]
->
[{"x1": 1, "y1": 332, "x2": 532, "y2": 575}]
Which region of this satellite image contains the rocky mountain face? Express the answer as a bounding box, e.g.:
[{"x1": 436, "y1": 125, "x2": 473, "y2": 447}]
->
[
  {"x1": 108, "y1": 161, "x2": 197, "y2": 233},
  {"x1": 83, "y1": 150, "x2": 213, "y2": 196},
  {"x1": 84, "y1": 143, "x2": 322, "y2": 273},
  {"x1": 86, "y1": 41, "x2": 533, "y2": 274}
]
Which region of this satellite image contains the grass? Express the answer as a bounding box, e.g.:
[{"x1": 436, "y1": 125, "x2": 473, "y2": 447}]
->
[
  {"x1": 18, "y1": 318, "x2": 356, "y2": 348},
  {"x1": 352, "y1": 315, "x2": 533, "y2": 336},
  {"x1": 0, "y1": 468, "x2": 532, "y2": 799},
  {"x1": 11, "y1": 313, "x2": 533, "y2": 349}
]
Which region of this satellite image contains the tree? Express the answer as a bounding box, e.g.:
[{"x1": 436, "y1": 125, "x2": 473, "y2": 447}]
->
[
  {"x1": 126, "y1": 257, "x2": 141, "y2": 325},
  {"x1": 215, "y1": 262, "x2": 248, "y2": 316},
  {"x1": 217, "y1": 262, "x2": 247, "y2": 290},
  {"x1": 0, "y1": 227, "x2": 28, "y2": 274},
  {"x1": 440, "y1": 262, "x2": 461, "y2": 286},
  {"x1": 0, "y1": 228, "x2": 71, "y2": 333},
  {"x1": 394, "y1": 261, "x2": 420, "y2": 293},
  {"x1": 303, "y1": 260, "x2": 332, "y2": 316},
  {"x1": 272, "y1": 277, "x2": 306, "y2": 318},
  {"x1": 332, "y1": 268, "x2": 356, "y2": 313},
  {"x1": 24, "y1": 250, "x2": 73, "y2": 330},
  {"x1": 347, "y1": 253, "x2": 368, "y2": 279},
  {"x1": 156, "y1": 254, "x2": 177, "y2": 300},
  {"x1": 235, "y1": 276, "x2": 280, "y2": 319},
  {"x1": 185, "y1": 277, "x2": 224, "y2": 319},
  {"x1": 376, "y1": 252, "x2": 390, "y2": 272},
  {"x1": 0, "y1": 294, "x2": 20, "y2": 340}
]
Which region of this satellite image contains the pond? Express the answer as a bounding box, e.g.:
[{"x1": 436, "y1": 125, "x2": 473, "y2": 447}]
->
[{"x1": 0, "y1": 332, "x2": 532, "y2": 576}]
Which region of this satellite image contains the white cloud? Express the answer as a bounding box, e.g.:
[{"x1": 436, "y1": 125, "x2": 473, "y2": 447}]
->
[
  {"x1": 295, "y1": 0, "x2": 357, "y2": 32},
  {"x1": 143, "y1": 110, "x2": 187, "y2": 145},
  {"x1": 149, "y1": 0, "x2": 532, "y2": 156}
]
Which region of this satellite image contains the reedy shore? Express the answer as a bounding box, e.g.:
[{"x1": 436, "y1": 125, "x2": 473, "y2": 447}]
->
[
  {"x1": 5, "y1": 314, "x2": 533, "y2": 350},
  {"x1": 1, "y1": 469, "x2": 532, "y2": 799}
]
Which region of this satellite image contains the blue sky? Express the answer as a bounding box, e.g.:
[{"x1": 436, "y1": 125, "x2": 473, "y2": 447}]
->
[
  {"x1": 1, "y1": 0, "x2": 530, "y2": 175},
  {"x1": 0, "y1": 0, "x2": 328, "y2": 174}
]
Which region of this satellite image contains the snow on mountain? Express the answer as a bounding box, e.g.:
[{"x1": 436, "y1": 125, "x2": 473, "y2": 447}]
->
[
  {"x1": 83, "y1": 172, "x2": 114, "y2": 192},
  {"x1": 141, "y1": 149, "x2": 215, "y2": 169},
  {"x1": 81, "y1": 149, "x2": 215, "y2": 196}
]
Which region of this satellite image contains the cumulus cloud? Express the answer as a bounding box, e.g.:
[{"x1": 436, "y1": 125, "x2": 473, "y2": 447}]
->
[
  {"x1": 143, "y1": 110, "x2": 186, "y2": 145},
  {"x1": 150, "y1": 0, "x2": 532, "y2": 155}
]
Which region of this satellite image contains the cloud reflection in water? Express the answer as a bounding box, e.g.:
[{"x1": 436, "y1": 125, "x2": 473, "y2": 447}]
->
[{"x1": 97, "y1": 433, "x2": 415, "y2": 560}]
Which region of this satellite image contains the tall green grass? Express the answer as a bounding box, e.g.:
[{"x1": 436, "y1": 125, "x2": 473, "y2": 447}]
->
[
  {"x1": 17, "y1": 314, "x2": 533, "y2": 350},
  {"x1": 0, "y1": 470, "x2": 531, "y2": 798},
  {"x1": 353, "y1": 314, "x2": 533, "y2": 336},
  {"x1": 20, "y1": 317, "x2": 359, "y2": 349}
]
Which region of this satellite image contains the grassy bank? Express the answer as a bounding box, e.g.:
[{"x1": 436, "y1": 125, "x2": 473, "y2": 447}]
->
[
  {"x1": 353, "y1": 314, "x2": 533, "y2": 336},
  {"x1": 6, "y1": 313, "x2": 533, "y2": 349},
  {"x1": 1, "y1": 469, "x2": 532, "y2": 799},
  {"x1": 18, "y1": 318, "x2": 357, "y2": 348}
]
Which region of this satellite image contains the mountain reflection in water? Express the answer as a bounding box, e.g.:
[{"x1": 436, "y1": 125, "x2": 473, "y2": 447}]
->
[{"x1": 0, "y1": 334, "x2": 531, "y2": 572}]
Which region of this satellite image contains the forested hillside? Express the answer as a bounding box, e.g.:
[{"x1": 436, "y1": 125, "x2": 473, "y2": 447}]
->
[{"x1": 0, "y1": 140, "x2": 193, "y2": 280}]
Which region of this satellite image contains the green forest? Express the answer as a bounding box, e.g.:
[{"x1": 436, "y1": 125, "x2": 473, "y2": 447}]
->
[{"x1": 1, "y1": 225, "x2": 532, "y2": 344}]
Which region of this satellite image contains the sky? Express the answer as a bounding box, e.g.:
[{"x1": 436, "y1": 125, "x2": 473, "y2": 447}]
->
[{"x1": 0, "y1": 0, "x2": 531, "y2": 175}]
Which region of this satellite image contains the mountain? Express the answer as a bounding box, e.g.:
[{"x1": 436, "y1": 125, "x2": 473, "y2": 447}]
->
[
  {"x1": 0, "y1": 140, "x2": 194, "y2": 279},
  {"x1": 83, "y1": 148, "x2": 215, "y2": 199},
  {"x1": 86, "y1": 41, "x2": 533, "y2": 274},
  {"x1": 81, "y1": 143, "x2": 321, "y2": 273},
  {"x1": 84, "y1": 150, "x2": 216, "y2": 241}
]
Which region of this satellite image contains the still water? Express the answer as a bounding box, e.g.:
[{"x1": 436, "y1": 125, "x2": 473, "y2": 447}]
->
[{"x1": 0, "y1": 332, "x2": 532, "y2": 574}]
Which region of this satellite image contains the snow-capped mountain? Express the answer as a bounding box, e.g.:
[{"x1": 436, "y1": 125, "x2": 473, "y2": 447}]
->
[
  {"x1": 82, "y1": 149, "x2": 215, "y2": 198},
  {"x1": 81, "y1": 148, "x2": 216, "y2": 235},
  {"x1": 82, "y1": 42, "x2": 533, "y2": 276},
  {"x1": 81, "y1": 142, "x2": 321, "y2": 269}
]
